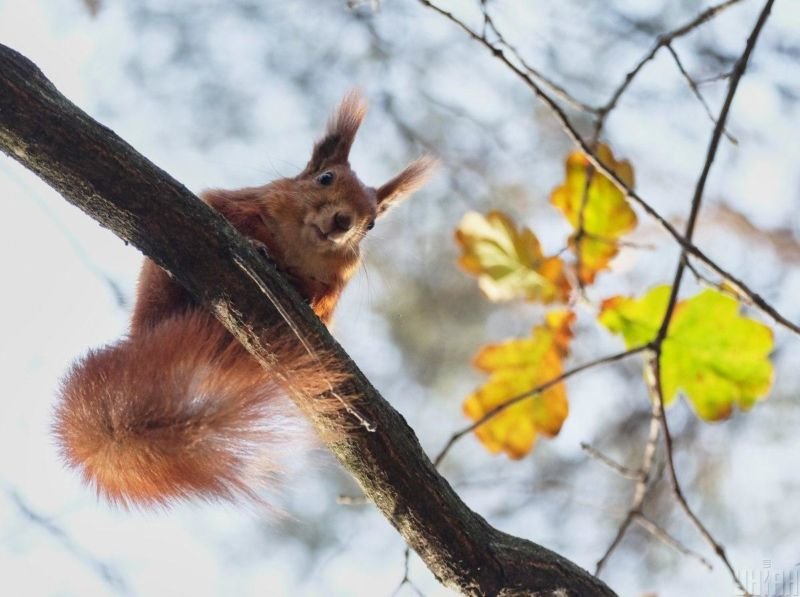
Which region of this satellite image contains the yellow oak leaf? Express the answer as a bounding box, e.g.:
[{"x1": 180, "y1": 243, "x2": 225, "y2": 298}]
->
[
  {"x1": 455, "y1": 211, "x2": 571, "y2": 303},
  {"x1": 464, "y1": 310, "x2": 574, "y2": 458},
  {"x1": 599, "y1": 286, "x2": 774, "y2": 421},
  {"x1": 550, "y1": 143, "x2": 637, "y2": 284}
]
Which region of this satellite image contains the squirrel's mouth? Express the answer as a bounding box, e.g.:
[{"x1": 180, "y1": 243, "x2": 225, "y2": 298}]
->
[
  {"x1": 310, "y1": 224, "x2": 328, "y2": 241},
  {"x1": 309, "y1": 223, "x2": 336, "y2": 245}
]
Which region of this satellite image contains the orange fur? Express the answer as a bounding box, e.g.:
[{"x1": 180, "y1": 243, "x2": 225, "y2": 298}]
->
[
  {"x1": 55, "y1": 312, "x2": 338, "y2": 506},
  {"x1": 55, "y1": 91, "x2": 435, "y2": 506}
]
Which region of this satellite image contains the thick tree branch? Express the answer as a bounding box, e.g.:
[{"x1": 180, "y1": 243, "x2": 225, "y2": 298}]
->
[{"x1": 0, "y1": 44, "x2": 615, "y2": 596}]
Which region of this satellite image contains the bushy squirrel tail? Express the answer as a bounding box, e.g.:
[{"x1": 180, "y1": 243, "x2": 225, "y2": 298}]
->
[{"x1": 54, "y1": 310, "x2": 342, "y2": 507}]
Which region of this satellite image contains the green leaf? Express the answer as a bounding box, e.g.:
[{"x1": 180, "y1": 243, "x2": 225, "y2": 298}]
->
[{"x1": 600, "y1": 286, "x2": 774, "y2": 421}]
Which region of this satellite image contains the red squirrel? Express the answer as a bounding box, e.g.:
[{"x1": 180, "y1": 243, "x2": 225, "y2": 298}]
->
[{"x1": 54, "y1": 91, "x2": 435, "y2": 507}]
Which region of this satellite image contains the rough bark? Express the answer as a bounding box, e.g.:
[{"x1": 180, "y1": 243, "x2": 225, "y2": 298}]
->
[{"x1": 0, "y1": 43, "x2": 615, "y2": 596}]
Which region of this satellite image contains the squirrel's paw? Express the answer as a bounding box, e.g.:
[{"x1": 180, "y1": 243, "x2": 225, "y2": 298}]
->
[
  {"x1": 282, "y1": 267, "x2": 314, "y2": 304},
  {"x1": 248, "y1": 241, "x2": 309, "y2": 304}
]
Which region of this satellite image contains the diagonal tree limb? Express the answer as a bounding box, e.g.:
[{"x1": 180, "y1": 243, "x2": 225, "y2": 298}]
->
[{"x1": 0, "y1": 43, "x2": 615, "y2": 597}]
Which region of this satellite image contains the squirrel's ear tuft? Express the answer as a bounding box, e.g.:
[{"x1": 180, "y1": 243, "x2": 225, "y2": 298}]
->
[
  {"x1": 376, "y1": 155, "x2": 438, "y2": 216},
  {"x1": 301, "y1": 90, "x2": 368, "y2": 176}
]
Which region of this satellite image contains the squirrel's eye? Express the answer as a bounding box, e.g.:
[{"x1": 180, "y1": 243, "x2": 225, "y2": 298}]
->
[
  {"x1": 366, "y1": 220, "x2": 375, "y2": 231},
  {"x1": 317, "y1": 171, "x2": 335, "y2": 186}
]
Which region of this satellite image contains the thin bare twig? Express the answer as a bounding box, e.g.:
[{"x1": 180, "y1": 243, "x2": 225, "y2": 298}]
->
[
  {"x1": 685, "y1": 257, "x2": 752, "y2": 306},
  {"x1": 580, "y1": 443, "x2": 642, "y2": 481},
  {"x1": 0, "y1": 163, "x2": 128, "y2": 309},
  {"x1": 648, "y1": 5, "x2": 774, "y2": 594},
  {"x1": 665, "y1": 44, "x2": 738, "y2": 144},
  {"x1": 695, "y1": 253, "x2": 799, "y2": 333},
  {"x1": 685, "y1": 256, "x2": 723, "y2": 289},
  {"x1": 696, "y1": 69, "x2": 735, "y2": 85},
  {"x1": 434, "y1": 345, "x2": 649, "y2": 467},
  {"x1": 478, "y1": 4, "x2": 595, "y2": 114},
  {"x1": 391, "y1": 547, "x2": 425, "y2": 597},
  {"x1": 595, "y1": 399, "x2": 661, "y2": 575},
  {"x1": 5, "y1": 488, "x2": 130, "y2": 595},
  {"x1": 633, "y1": 512, "x2": 713, "y2": 570},
  {"x1": 646, "y1": 356, "x2": 750, "y2": 596},
  {"x1": 598, "y1": 0, "x2": 746, "y2": 122}
]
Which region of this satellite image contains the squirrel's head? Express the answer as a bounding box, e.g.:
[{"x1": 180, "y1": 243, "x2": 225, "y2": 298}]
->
[
  {"x1": 201, "y1": 91, "x2": 436, "y2": 321},
  {"x1": 292, "y1": 90, "x2": 437, "y2": 254}
]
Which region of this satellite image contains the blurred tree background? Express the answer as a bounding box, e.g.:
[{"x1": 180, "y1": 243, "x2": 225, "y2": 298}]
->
[{"x1": 0, "y1": 0, "x2": 798, "y2": 595}]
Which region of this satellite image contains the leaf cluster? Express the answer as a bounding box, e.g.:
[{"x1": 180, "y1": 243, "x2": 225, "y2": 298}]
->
[{"x1": 455, "y1": 146, "x2": 774, "y2": 458}]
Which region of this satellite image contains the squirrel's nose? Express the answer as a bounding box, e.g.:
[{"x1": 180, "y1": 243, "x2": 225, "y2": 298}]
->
[{"x1": 333, "y1": 212, "x2": 353, "y2": 232}]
